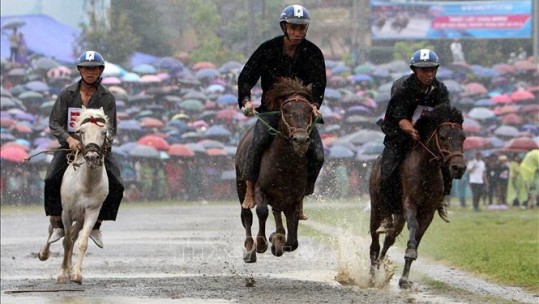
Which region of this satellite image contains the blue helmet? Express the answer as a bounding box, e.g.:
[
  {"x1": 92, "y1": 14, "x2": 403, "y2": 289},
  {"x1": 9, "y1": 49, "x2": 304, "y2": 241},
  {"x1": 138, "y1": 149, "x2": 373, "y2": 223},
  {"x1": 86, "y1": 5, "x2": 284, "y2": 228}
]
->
[
  {"x1": 280, "y1": 5, "x2": 311, "y2": 26},
  {"x1": 76, "y1": 51, "x2": 105, "y2": 68},
  {"x1": 410, "y1": 49, "x2": 439, "y2": 69}
]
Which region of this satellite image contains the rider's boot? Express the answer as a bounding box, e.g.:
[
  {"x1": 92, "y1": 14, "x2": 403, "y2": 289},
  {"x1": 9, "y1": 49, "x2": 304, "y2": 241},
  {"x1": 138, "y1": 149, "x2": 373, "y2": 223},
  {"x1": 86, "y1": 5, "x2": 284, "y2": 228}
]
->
[
  {"x1": 89, "y1": 221, "x2": 104, "y2": 248},
  {"x1": 242, "y1": 180, "x2": 256, "y2": 209},
  {"x1": 48, "y1": 215, "x2": 64, "y2": 244},
  {"x1": 298, "y1": 199, "x2": 308, "y2": 220},
  {"x1": 438, "y1": 195, "x2": 451, "y2": 223}
]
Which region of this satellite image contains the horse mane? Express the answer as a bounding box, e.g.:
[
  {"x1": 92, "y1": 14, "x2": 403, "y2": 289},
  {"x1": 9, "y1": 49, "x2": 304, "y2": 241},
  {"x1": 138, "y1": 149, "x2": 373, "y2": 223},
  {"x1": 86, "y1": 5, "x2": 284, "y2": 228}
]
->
[
  {"x1": 415, "y1": 104, "x2": 464, "y2": 140},
  {"x1": 265, "y1": 77, "x2": 312, "y2": 111},
  {"x1": 76, "y1": 108, "x2": 109, "y2": 129}
]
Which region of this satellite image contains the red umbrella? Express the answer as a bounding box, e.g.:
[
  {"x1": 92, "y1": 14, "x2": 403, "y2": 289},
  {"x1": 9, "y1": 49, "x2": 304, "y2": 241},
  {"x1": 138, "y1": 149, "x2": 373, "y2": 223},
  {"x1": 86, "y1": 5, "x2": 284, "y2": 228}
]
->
[
  {"x1": 510, "y1": 90, "x2": 535, "y2": 102},
  {"x1": 513, "y1": 60, "x2": 536, "y2": 71},
  {"x1": 137, "y1": 135, "x2": 169, "y2": 150},
  {"x1": 492, "y1": 63, "x2": 516, "y2": 74},
  {"x1": 463, "y1": 136, "x2": 490, "y2": 150},
  {"x1": 490, "y1": 94, "x2": 512, "y2": 104},
  {"x1": 192, "y1": 61, "x2": 216, "y2": 71},
  {"x1": 215, "y1": 109, "x2": 237, "y2": 121},
  {"x1": 0, "y1": 146, "x2": 29, "y2": 163},
  {"x1": 499, "y1": 113, "x2": 523, "y2": 125},
  {"x1": 14, "y1": 123, "x2": 33, "y2": 133},
  {"x1": 2, "y1": 142, "x2": 31, "y2": 151},
  {"x1": 0, "y1": 117, "x2": 16, "y2": 128},
  {"x1": 206, "y1": 148, "x2": 227, "y2": 156},
  {"x1": 168, "y1": 144, "x2": 195, "y2": 157},
  {"x1": 461, "y1": 82, "x2": 488, "y2": 96},
  {"x1": 501, "y1": 137, "x2": 539, "y2": 152},
  {"x1": 493, "y1": 105, "x2": 519, "y2": 115},
  {"x1": 140, "y1": 117, "x2": 164, "y2": 128}
]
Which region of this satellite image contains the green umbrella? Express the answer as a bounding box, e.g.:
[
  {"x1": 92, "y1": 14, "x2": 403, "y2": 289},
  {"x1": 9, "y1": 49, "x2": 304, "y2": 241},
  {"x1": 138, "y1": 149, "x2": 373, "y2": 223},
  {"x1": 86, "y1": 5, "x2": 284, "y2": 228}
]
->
[{"x1": 178, "y1": 99, "x2": 204, "y2": 112}]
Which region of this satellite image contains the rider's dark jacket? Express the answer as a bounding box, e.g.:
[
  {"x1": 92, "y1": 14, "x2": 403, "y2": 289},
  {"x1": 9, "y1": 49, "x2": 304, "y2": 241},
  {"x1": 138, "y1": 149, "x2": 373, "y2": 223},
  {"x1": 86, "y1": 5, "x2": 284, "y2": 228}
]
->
[
  {"x1": 237, "y1": 35, "x2": 326, "y2": 111},
  {"x1": 381, "y1": 74, "x2": 450, "y2": 140}
]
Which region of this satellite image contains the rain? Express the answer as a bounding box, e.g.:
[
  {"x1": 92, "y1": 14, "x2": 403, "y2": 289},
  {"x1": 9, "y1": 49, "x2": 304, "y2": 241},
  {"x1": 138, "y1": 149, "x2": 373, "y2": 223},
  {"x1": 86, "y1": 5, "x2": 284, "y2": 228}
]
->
[{"x1": 1, "y1": 1, "x2": 538, "y2": 303}]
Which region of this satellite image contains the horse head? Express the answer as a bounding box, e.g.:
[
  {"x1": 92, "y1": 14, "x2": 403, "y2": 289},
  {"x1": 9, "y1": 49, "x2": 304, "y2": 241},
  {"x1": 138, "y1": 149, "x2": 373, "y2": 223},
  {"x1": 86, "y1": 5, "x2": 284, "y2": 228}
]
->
[
  {"x1": 415, "y1": 104, "x2": 467, "y2": 179},
  {"x1": 76, "y1": 107, "x2": 109, "y2": 168},
  {"x1": 266, "y1": 77, "x2": 315, "y2": 156}
]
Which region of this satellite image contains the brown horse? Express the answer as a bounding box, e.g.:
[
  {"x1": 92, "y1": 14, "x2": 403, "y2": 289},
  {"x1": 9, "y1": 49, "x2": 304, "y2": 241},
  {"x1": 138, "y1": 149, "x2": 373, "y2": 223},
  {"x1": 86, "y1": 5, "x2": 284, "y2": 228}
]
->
[
  {"x1": 235, "y1": 77, "x2": 316, "y2": 263},
  {"x1": 369, "y1": 104, "x2": 466, "y2": 288}
]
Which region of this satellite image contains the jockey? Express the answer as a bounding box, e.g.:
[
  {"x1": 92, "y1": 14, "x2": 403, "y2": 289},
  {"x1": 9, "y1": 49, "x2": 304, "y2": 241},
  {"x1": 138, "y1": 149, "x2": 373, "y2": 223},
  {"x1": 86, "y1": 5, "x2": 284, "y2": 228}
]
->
[
  {"x1": 44, "y1": 50, "x2": 124, "y2": 248},
  {"x1": 377, "y1": 49, "x2": 454, "y2": 234},
  {"x1": 238, "y1": 4, "x2": 326, "y2": 219}
]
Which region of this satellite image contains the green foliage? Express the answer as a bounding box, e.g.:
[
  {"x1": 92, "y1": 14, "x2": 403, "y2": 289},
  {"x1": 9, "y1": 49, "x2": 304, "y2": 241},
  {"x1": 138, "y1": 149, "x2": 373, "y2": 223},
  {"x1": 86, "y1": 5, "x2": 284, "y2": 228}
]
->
[
  {"x1": 306, "y1": 202, "x2": 539, "y2": 293},
  {"x1": 392, "y1": 41, "x2": 434, "y2": 62},
  {"x1": 76, "y1": 8, "x2": 140, "y2": 66}
]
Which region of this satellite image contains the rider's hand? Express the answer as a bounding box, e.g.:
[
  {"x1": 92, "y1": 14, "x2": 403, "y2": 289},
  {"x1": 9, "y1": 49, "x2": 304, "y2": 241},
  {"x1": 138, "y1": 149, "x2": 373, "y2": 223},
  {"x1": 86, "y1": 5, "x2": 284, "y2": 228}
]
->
[
  {"x1": 404, "y1": 127, "x2": 419, "y2": 142},
  {"x1": 241, "y1": 100, "x2": 255, "y2": 117},
  {"x1": 311, "y1": 104, "x2": 321, "y2": 118},
  {"x1": 66, "y1": 136, "x2": 81, "y2": 151}
]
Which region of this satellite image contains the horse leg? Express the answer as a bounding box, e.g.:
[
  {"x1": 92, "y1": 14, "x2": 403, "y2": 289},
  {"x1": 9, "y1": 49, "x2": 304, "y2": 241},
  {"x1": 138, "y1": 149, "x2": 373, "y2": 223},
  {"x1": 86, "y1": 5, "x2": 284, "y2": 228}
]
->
[
  {"x1": 369, "y1": 205, "x2": 382, "y2": 285},
  {"x1": 241, "y1": 207, "x2": 256, "y2": 263},
  {"x1": 379, "y1": 214, "x2": 406, "y2": 261},
  {"x1": 57, "y1": 214, "x2": 74, "y2": 284},
  {"x1": 255, "y1": 203, "x2": 269, "y2": 253},
  {"x1": 71, "y1": 211, "x2": 99, "y2": 284},
  {"x1": 270, "y1": 209, "x2": 286, "y2": 257},
  {"x1": 283, "y1": 207, "x2": 299, "y2": 252},
  {"x1": 38, "y1": 224, "x2": 53, "y2": 261}
]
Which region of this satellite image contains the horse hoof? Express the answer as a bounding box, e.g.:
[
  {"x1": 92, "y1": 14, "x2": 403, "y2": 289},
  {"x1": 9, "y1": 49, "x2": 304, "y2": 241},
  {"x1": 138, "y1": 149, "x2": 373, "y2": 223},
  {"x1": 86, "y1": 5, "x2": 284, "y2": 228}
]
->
[
  {"x1": 405, "y1": 248, "x2": 417, "y2": 260},
  {"x1": 71, "y1": 274, "x2": 82, "y2": 284},
  {"x1": 271, "y1": 245, "x2": 284, "y2": 257},
  {"x1": 56, "y1": 275, "x2": 68, "y2": 284},
  {"x1": 38, "y1": 251, "x2": 49, "y2": 261},
  {"x1": 399, "y1": 278, "x2": 412, "y2": 289},
  {"x1": 256, "y1": 238, "x2": 268, "y2": 254},
  {"x1": 283, "y1": 241, "x2": 298, "y2": 252},
  {"x1": 243, "y1": 247, "x2": 257, "y2": 263}
]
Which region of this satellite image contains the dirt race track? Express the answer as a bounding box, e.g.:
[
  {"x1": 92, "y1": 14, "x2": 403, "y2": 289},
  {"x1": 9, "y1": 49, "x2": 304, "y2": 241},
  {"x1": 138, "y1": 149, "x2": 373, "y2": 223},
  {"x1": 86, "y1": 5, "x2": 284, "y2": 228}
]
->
[{"x1": 1, "y1": 201, "x2": 537, "y2": 304}]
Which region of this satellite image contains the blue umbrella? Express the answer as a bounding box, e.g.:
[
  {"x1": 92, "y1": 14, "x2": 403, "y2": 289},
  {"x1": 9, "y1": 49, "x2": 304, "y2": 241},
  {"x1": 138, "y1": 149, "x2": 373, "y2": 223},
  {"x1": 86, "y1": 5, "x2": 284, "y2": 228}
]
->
[
  {"x1": 121, "y1": 72, "x2": 140, "y2": 82},
  {"x1": 128, "y1": 144, "x2": 160, "y2": 158},
  {"x1": 470, "y1": 65, "x2": 500, "y2": 78},
  {"x1": 328, "y1": 145, "x2": 355, "y2": 159},
  {"x1": 118, "y1": 119, "x2": 140, "y2": 131},
  {"x1": 25, "y1": 80, "x2": 49, "y2": 92},
  {"x1": 370, "y1": 69, "x2": 391, "y2": 78},
  {"x1": 195, "y1": 68, "x2": 220, "y2": 80},
  {"x1": 474, "y1": 98, "x2": 494, "y2": 107},
  {"x1": 216, "y1": 94, "x2": 237, "y2": 106},
  {"x1": 331, "y1": 65, "x2": 351, "y2": 76},
  {"x1": 324, "y1": 88, "x2": 342, "y2": 100},
  {"x1": 205, "y1": 125, "x2": 231, "y2": 137},
  {"x1": 152, "y1": 57, "x2": 184, "y2": 72},
  {"x1": 132, "y1": 63, "x2": 156, "y2": 74},
  {"x1": 349, "y1": 74, "x2": 373, "y2": 83}
]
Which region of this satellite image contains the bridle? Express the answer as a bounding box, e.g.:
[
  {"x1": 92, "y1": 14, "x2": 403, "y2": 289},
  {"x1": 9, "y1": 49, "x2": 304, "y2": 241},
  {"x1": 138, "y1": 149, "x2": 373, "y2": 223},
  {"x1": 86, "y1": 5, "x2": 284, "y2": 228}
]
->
[
  {"x1": 279, "y1": 95, "x2": 314, "y2": 138},
  {"x1": 76, "y1": 116, "x2": 109, "y2": 167},
  {"x1": 418, "y1": 122, "x2": 464, "y2": 165}
]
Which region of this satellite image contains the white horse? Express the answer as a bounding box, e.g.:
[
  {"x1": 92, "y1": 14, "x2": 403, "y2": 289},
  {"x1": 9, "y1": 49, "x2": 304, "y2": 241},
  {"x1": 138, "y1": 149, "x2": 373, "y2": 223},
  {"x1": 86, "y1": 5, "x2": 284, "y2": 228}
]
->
[{"x1": 38, "y1": 106, "x2": 110, "y2": 284}]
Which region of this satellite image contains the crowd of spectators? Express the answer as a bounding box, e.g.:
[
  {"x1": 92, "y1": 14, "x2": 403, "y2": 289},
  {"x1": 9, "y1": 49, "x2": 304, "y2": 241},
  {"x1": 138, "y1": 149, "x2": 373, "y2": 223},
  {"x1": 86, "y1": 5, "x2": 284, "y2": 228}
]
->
[{"x1": 1, "y1": 50, "x2": 538, "y2": 209}]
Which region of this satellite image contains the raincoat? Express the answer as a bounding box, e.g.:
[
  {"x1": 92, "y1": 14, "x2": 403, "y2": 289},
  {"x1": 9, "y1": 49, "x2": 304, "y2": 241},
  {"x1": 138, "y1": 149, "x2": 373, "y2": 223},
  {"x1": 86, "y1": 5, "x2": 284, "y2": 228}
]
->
[{"x1": 518, "y1": 149, "x2": 539, "y2": 204}]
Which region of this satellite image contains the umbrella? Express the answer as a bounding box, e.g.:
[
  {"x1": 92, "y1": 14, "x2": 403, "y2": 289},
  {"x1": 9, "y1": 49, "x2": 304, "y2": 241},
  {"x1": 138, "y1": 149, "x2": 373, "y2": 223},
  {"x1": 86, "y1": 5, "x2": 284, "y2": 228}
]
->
[
  {"x1": 121, "y1": 72, "x2": 140, "y2": 82},
  {"x1": 491, "y1": 94, "x2": 512, "y2": 104},
  {"x1": 2, "y1": 19, "x2": 25, "y2": 30},
  {"x1": 101, "y1": 61, "x2": 125, "y2": 77},
  {"x1": 128, "y1": 144, "x2": 160, "y2": 158},
  {"x1": 463, "y1": 136, "x2": 490, "y2": 150},
  {"x1": 117, "y1": 119, "x2": 140, "y2": 131},
  {"x1": 335, "y1": 129, "x2": 384, "y2": 146},
  {"x1": 330, "y1": 65, "x2": 351, "y2": 76},
  {"x1": 324, "y1": 88, "x2": 342, "y2": 100},
  {"x1": 461, "y1": 82, "x2": 488, "y2": 96},
  {"x1": 206, "y1": 84, "x2": 226, "y2": 94},
  {"x1": 179, "y1": 99, "x2": 204, "y2": 112},
  {"x1": 349, "y1": 74, "x2": 373, "y2": 83},
  {"x1": 328, "y1": 145, "x2": 355, "y2": 159},
  {"x1": 192, "y1": 61, "x2": 216, "y2": 71},
  {"x1": 198, "y1": 139, "x2": 225, "y2": 149},
  {"x1": 501, "y1": 137, "x2": 539, "y2": 152},
  {"x1": 216, "y1": 94, "x2": 237, "y2": 106},
  {"x1": 6, "y1": 68, "x2": 26, "y2": 77},
  {"x1": 32, "y1": 57, "x2": 59, "y2": 70},
  {"x1": 183, "y1": 90, "x2": 207, "y2": 101},
  {"x1": 219, "y1": 60, "x2": 243, "y2": 73},
  {"x1": 215, "y1": 109, "x2": 237, "y2": 121},
  {"x1": 205, "y1": 125, "x2": 231, "y2": 137},
  {"x1": 510, "y1": 90, "x2": 535, "y2": 102},
  {"x1": 101, "y1": 76, "x2": 122, "y2": 85},
  {"x1": 467, "y1": 107, "x2": 495, "y2": 120},
  {"x1": 494, "y1": 125, "x2": 520, "y2": 137},
  {"x1": 492, "y1": 63, "x2": 517, "y2": 74},
  {"x1": 443, "y1": 79, "x2": 463, "y2": 94},
  {"x1": 140, "y1": 117, "x2": 164, "y2": 128},
  {"x1": 513, "y1": 60, "x2": 536, "y2": 71},
  {"x1": 185, "y1": 142, "x2": 206, "y2": 153},
  {"x1": 47, "y1": 66, "x2": 72, "y2": 79},
  {"x1": 168, "y1": 144, "x2": 195, "y2": 157},
  {"x1": 195, "y1": 68, "x2": 220, "y2": 80},
  {"x1": 18, "y1": 91, "x2": 44, "y2": 103},
  {"x1": 132, "y1": 63, "x2": 157, "y2": 74},
  {"x1": 500, "y1": 113, "x2": 523, "y2": 125},
  {"x1": 25, "y1": 80, "x2": 49, "y2": 92},
  {"x1": 139, "y1": 74, "x2": 161, "y2": 83},
  {"x1": 206, "y1": 148, "x2": 227, "y2": 156},
  {"x1": 152, "y1": 57, "x2": 184, "y2": 71},
  {"x1": 137, "y1": 135, "x2": 169, "y2": 150},
  {"x1": 0, "y1": 146, "x2": 29, "y2": 163}
]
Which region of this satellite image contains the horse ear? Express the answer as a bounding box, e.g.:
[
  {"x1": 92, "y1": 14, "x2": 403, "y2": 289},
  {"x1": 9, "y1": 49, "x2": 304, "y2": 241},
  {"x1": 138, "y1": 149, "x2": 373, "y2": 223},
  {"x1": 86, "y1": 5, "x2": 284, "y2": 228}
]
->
[
  {"x1": 306, "y1": 83, "x2": 313, "y2": 94},
  {"x1": 99, "y1": 107, "x2": 104, "y2": 113},
  {"x1": 82, "y1": 105, "x2": 87, "y2": 111}
]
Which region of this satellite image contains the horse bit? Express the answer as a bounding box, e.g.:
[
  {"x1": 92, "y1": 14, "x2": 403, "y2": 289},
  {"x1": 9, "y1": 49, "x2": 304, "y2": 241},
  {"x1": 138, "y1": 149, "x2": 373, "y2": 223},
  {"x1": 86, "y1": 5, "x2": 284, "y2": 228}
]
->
[{"x1": 419, "y1": 122, "x2": 464, "y2": 165}]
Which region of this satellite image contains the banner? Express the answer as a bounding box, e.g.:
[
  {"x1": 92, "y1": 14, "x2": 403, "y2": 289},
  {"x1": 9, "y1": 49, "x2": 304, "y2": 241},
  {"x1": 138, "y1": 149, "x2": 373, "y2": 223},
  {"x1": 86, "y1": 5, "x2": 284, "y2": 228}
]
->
[{"x1": 370, "y1": 0, "x2": 532, "y2": 40}]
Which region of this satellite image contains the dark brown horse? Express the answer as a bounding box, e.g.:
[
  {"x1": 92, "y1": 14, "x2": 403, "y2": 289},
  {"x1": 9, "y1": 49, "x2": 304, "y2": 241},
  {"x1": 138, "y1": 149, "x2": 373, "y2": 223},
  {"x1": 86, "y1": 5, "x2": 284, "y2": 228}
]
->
[
  {"x1": 235, "y1": 77, "x2": 315, "y2": 263},
  {"x1": 369, "y1": 104, "x2": 466, "y2": 288}
]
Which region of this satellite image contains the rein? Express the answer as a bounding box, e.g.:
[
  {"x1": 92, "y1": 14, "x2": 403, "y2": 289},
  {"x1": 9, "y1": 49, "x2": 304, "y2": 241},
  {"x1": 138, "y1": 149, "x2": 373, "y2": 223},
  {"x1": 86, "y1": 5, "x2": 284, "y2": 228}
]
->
[
  {"x1": 75, "y1": 115, "x2": 109, "y2": 168},
  {"x1": 252, "y1": 96, "x2": 322, "y2": 137},
  {"x1": 418, "y1": 122, "x2": 464, "y2": 165}
]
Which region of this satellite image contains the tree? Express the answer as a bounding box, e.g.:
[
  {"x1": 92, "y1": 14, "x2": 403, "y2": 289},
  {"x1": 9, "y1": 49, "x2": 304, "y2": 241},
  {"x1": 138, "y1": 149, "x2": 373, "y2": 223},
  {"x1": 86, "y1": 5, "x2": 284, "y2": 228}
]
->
[{"x1": 76, "y1": 6, "x2": 140, "y2": 66}]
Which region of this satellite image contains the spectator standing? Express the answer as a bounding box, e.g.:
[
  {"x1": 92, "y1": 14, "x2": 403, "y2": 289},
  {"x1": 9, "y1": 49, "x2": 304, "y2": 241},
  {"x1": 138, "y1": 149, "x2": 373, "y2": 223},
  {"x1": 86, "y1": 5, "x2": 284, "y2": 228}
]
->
[
  {"x1": 507, "y1": 154, "x2": 522, "y2": 207},
  {"x1": 494, "y1": 155, "x2": 510, "y2": 205},
  {"x1": 6, "y1": 28, "x2": 19, "y2": 63},
  {"x1": 518, "y1": 149, "x2": 539, "y2": 208},
  {"x1": 16, "y1": 32, "x2": 28, "y2": 66},
  {"x1": 450, "y1": 39, "x2": 465, "y2": 63},
  {"x1": 467, "y1": 151, "x2": 488, "y2": 211}
]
